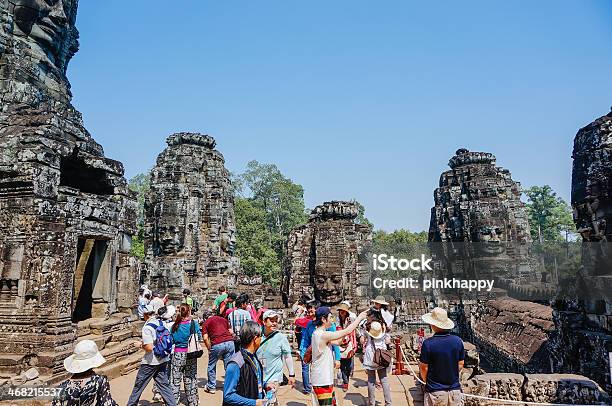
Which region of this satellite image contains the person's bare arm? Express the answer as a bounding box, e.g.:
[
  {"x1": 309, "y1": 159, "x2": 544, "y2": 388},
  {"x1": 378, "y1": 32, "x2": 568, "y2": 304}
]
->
[
  {"x1": 419, "y1": 362, "x2": 428, "y2": 384},
  {"x1": 322, "y1": 311, "x2": 368, "y2": 344},
  {"x1": 203, "y1": 333, "x2": 211, "y2": 350},
  {"x1": 142, "y1": 343, "x2": 153, "y2": 352},
  {"x1": 458, "y1": 360, "x2": 464, "y2": 370}
]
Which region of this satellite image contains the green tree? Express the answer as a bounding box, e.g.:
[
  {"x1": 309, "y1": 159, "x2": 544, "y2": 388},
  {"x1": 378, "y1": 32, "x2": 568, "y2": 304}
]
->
[
  {"x1": 236, "y1": 160, "x2": 308, "y2": 262},
  {"x1": 128, "y1": 172, "x2": 151, "y2": 260},
  {"x1": 523, "y1": 185, "x2": 576, "y2": 242},
  {"x1": 351, "y1": 199, "x2": 373, "y2": 229},
  {"x1": 234, "y1": 197, "x2": 281, "y2": 284}
]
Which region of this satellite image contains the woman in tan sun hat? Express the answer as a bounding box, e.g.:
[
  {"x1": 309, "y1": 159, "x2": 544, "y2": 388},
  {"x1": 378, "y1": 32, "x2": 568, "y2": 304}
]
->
[
  {"x1": 360, "y1": 320, "x2": 393, "y2": 406},
  {"x1": 52, "y1": 339, "x2": 117, "y2": 406},
  {"x1": 336, "y1": 303, "x2": 357, "y2": 392},
  {"x1": 419, "y1": 307, "x2": 464, "y2": 406}
]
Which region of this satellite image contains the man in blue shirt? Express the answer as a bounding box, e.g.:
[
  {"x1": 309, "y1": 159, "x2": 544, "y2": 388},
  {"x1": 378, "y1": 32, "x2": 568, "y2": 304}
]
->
[
  {"x1": 419, "y1": 307, "x2": 464, "y2": 406},
  {"x1": 223, "y1": 321, "x2": 267, "y2": 406},
  {"x1": 299, "y1": 304, "x2": 341, "y2": 395}
]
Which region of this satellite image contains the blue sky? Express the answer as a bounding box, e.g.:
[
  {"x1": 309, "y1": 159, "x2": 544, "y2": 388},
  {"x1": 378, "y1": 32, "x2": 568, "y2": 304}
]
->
[{"x1": 69, "y1": 1, "x2": 612, "y2": 232}]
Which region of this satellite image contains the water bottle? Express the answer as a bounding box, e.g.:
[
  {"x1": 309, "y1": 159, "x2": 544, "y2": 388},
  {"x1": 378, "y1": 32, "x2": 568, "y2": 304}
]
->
[{"x1": 265, "y1": 387, "x2": 277, "y2": 406}]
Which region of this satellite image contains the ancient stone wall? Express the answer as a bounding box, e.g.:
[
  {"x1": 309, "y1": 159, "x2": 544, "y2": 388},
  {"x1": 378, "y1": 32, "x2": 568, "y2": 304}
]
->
[
  {"x1": 463, "y1": 373, "x2": 609, "y2": 405},
  {"x1": 282, "y1": 201, "x2": 371, "y2": 309},
  {"x1": 143, "y1": 132, "x2": 238, "y2": 301},
  {"x1": 0, "y1": 0, "x2": 138, "y2": 380},
  {"x1": 551, "y1": 109, "x2": 612, "y2": 393},
  {"x1": 470, "y1": 298, "x2": 554, "y2": 373}
]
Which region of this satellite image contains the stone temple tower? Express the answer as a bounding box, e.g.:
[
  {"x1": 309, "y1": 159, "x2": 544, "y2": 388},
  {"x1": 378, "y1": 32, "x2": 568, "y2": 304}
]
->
[
  {"x1": 0, "y1": 0, "x2": 138, "y2": 379},
  {"x1": 144, "y1": 133, "x2": 238, "y2": 301},
  {"x1": 551, "y1": 109, "x2": 612, "y2": 393},
  {"x1": 282, "y1": 201, "x2": 372, "y2": 309}
]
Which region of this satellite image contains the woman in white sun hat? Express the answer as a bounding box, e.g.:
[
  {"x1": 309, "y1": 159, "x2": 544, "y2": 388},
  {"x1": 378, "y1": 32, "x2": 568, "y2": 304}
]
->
[
  {"x1": 360, "y1": 321, "x2": 393, "y2": 406},
  {"x1": 52, "y1": 339, "x2": 117, "y2": 406}
]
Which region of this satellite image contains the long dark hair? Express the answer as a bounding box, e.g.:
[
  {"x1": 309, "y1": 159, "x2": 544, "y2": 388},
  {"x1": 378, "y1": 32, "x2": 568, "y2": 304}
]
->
[{"x1": 172, "y1": 304, "x2": 191, "y2": 333}]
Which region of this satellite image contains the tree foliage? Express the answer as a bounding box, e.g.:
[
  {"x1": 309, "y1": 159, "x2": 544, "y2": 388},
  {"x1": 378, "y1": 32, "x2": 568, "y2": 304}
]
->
[
  {"x1": 523, "y1": 185, "x2": 576, "y2": 242},
  {"x1": 128, "y1": 173, "x2": 151, "y2": 260},
  {"x1": 351, "y1": 199, "x2": 373, "y2": 229},
  {"x1": 233, "y1": 161, "x2": 308, "y2": 284},
  {"x1": 234, "y1": 197, "x2": 280, "y2": 283}
]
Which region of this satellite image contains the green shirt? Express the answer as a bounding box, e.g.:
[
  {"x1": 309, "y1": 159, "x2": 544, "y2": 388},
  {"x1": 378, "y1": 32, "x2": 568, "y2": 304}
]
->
[
  {"x1": 214, "y1": 293, "x2": 228, "y2": 308},
  {"x1": 256, "y1": 331, "x2": 292, "y2": 384}
]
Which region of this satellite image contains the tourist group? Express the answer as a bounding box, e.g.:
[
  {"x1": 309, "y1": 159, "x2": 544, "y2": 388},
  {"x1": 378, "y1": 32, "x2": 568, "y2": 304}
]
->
[{"x1": 50, "y1": 287, "x2": 465, "y2": 406}]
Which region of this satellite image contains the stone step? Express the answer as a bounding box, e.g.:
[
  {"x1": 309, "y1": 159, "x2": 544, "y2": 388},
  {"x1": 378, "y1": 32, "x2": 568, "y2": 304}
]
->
[
  {"x1": 96, "y1": 351, "x2": 143, "y2": 380},
  {"x1": 77, "y1": 333, "x2": 112, "y2": 351},
  {"x1": 89, "y1": 313, "x2": 137, "y2": 335},
  {"x1": 100, "y1": 338, "x2": 141, "y2": 364}
]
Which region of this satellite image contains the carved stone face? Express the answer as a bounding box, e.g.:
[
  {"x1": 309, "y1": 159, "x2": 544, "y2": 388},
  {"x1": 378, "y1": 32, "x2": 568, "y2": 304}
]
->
[
  {"x1": 11, "y1": 0, "x2": 78, "y2": 67},
  {"x1": 157, "y1": 225, "x2": 183, "y2": 255},
  {"x1": 475, "y1": 225, "x2": 506, "y2": 255},
  {"x1": 314, "y1": 267, "x2": 343, "y2": 305}
]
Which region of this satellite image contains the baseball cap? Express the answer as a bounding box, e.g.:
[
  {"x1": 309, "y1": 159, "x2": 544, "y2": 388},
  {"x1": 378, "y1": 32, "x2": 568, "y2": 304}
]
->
[
  {"x1": 315, "y1": 306, "x2": 331, "y2": 319},
  {"x1": 263, "y1": 310, "x2": 280, "y2": 320}
]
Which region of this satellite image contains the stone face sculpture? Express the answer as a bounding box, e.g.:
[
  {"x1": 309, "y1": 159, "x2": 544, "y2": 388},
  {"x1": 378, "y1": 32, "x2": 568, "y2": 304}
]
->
[
  {"x1": 428, "y1": 149, "x2": 554, "y2": 373},
  {"x1": 143, "y1": 133, "x2": 238, "y2": 301},
  {"x1": 429, "y1": 148, "x2": 531, "y2": 245},
  {"x1": 0, "y1": 0, "x2": 138, "y2": 378},
  {"x1": 282, "y1": 201, "x2": 371, "y2": 308},
  {"x1": 428, "y1": 148, "x2": 536, "y2": 285},
  {"x1": 551, "y1": 109, "x2": 612, "y2": 394}
]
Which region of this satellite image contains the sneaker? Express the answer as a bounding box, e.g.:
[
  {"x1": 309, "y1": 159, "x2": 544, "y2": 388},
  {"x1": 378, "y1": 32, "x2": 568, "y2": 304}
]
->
[
  {"x1": 204, "y1": 386, "x2": 216, "y2": 394},
  {"x1": 152, "y1": 393, "x2": 162, "y2": 402},
  {"x1": 342, "y1": 383, "x2": 349, "y2": 392}
]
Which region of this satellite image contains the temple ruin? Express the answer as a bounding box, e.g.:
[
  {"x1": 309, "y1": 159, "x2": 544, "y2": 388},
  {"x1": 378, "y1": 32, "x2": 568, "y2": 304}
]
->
[
  {"x1": 282, "y1": 201, "x2": 372, "y2": 309},
  {"x1": 427, "y1": 148, "x2": 553, "y2": 373},
  {"x1": 143, "y1": 132, "x2": 239, "y2": 301},
  {"x1": 550, "y1": 109, "x2": 612, "y2": 393},
  {"x1": 0, "y1": 0, "x2": 140, "y2": 382}
]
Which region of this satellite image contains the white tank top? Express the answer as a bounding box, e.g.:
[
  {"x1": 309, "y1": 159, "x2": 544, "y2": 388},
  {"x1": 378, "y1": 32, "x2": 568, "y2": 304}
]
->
[{"x1": 310, "y1": 328, "x2": 334, "y2": 386}]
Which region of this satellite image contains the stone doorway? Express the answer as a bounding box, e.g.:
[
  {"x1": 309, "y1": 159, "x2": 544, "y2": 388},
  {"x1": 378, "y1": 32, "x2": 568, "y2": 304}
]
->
[{"x1": 72, "y1": 238, "x2": 111, "y2": 323}]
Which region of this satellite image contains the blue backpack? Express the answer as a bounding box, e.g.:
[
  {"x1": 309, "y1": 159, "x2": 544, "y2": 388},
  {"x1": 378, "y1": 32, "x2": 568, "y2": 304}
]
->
[{"x1": 147, "y1": 320, "x2": 173, "y2": 358}]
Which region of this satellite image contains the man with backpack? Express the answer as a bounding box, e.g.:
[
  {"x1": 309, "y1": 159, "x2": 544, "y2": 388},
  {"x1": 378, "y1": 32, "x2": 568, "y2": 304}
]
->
[{"x1": 127, "y1": 304, "x2": 176, "y2": 406}]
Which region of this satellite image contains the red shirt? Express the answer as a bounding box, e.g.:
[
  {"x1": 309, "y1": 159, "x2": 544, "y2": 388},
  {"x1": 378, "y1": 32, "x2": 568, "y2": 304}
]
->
[
  {"x1": 295, "y1": 317, "x2": 312, "y2": 329},
  {"x1": 202, "y1": 315, "x2": 233, "y2": 346}
]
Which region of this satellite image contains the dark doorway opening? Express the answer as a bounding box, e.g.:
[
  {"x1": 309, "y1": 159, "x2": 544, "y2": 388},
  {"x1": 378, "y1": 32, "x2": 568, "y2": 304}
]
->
[{"x1": 72, "y1": 238, "x2": 109, "y2": 323}]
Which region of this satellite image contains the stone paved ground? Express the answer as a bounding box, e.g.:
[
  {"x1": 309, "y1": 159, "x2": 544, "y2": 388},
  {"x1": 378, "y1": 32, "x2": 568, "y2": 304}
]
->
[{"x1": 109, "y1": 352, "x2": 414, "y2": 405}]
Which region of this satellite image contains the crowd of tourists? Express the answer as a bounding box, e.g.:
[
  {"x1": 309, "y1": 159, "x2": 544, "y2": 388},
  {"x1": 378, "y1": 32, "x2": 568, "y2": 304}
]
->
[{"x1": 51, "y1": 286, "x2": 465, "y2": 406}]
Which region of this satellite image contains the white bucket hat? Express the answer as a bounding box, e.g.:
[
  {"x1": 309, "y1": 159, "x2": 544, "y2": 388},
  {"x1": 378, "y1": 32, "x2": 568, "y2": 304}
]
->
[
  {"x1": 64, "y1": 340, "x2": 106, "y2": 374},
  {"x1": 366, "y1": 321, "x2": 385, "y2": 339},
  {"x1": 159, "y1": 305, "x2": 176, "y2": 320},
  {"x1": 421, "y1": 307, "x2": 455, "y2": 330}
]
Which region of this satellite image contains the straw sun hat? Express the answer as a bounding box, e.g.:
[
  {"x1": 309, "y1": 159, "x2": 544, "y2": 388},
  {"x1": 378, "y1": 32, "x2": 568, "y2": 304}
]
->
[
  {"x1": 337, "y1": 303, "x2": 351, "y2": 313},
  {"x1": 366, "y1": 321, "x2": 385, "y2": 339},
  {"x1": 421, "y1": 307, "x2": 455, "y2": 330},
  {"x1": 371, "y1": 296, "x2": 389, "y2": 306},
  {"x1": 64, "y1": 340, "x2": 106, "y2": 374}
]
